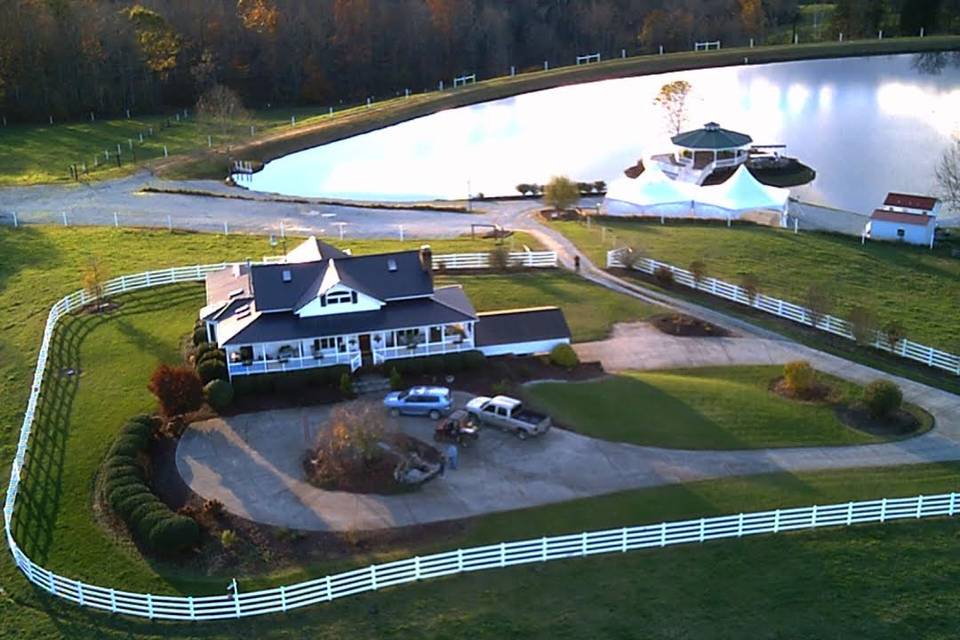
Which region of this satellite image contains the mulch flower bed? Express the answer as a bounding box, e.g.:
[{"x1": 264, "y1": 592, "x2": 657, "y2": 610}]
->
[
  {"x1": 835, "y1": 405, "x2": 926, "y2": 437},
  {"x1": 651, "y1": 313, "x2": 731, "y2": 338}
]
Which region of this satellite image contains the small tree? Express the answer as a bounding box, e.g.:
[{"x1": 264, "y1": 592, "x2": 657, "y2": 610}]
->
[
  {"x1": 592, "y1": 180, "x2": 607, "y2": 193},
  {"x1": 196, "y1": 83, "x2": 250, "y2": 139},
  {"x1": 783, "y1": 360, "x2": 816, "y2": 397},
  {"x1": 654, "y1": 265, "x2": 675, "y2": 287},
  {"x1": 863, "y1": 380, "x2": 903, "y2": 419},
  {"x1": 515, "y1": 183, "x2": 531, "y2": 196},
  {"x1": 339, "y1": 372, "x2": 355, "y2": 398},
  {"x1": 739, "y1": 273, "x2": 761, "y2": 305},
  {"x1": 543, "y1": 176, "x2": 580, "y2": 212},
  {"x1": 549, "y1": 343, "x2": 579, "y2": 369},
  {"x1": 689, "y1": 260, "x2": 707, "y2": 288},
  {"x1": 489, "y1": 244, "x2": 512, "y2": 272},
  {"x1": 804, "y1": 284, "x2": 835, "y2": 328},
  {"x1": 82, "y1": 258, "x2": 109, "y2": 308},
  {"x1": 653, "y1": 80, "x2": 693, "y2": 135},
  {"x1": 883, "y1": 321, "x2": 907, "y2": 352},
  {"x1": 848, "y1": 306, "x2": 878, "y2": 346},
  {"x1": 148, "y1": 364, "x2": 203, "y2": 417},
  {"x1": 388, "y1": 367, "x2": 403, "y2": 391},
  {"x1": 619, "y1": 245, "x2": 648, "y2": 271}
]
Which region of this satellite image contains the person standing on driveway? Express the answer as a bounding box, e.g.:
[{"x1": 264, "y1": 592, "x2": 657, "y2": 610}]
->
[{"x1": 446, "y1": 444, "x2": 459, "y2": 471}]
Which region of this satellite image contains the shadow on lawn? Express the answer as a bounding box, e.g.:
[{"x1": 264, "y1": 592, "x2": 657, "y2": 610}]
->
[
  {"x1": 0, "y1": 227, "x2": 61, "y2": 296},
  {"x1": 11, "y1": 284, "x2": 200, "y2": 564}
]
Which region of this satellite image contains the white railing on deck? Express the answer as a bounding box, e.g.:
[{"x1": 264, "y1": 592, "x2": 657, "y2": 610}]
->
[
  {"x1": 6, "y1": 262, "x2": 959, "y2": 621},
  {"x1": 606, "y1": 249, "x2": 960, "y2": 376}
]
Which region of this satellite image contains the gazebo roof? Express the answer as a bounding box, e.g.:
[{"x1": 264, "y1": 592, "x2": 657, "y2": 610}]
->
[{"x1": 671, "y1": 122, "x2": 753, "y2": 150}]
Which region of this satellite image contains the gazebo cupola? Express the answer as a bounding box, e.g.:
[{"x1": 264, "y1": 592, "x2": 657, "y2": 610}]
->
[{"x1": 671, "y1": 122, "x2": 753, "y2": 171}]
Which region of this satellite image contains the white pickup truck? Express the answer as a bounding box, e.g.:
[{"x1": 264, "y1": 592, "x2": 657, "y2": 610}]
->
[{"x1": 465, "y1": 395, "x2": 551, "y2": 439}]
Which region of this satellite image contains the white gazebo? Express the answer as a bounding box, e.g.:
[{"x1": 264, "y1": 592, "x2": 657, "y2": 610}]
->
[{"x1": 651, "y1": 122, "x2": 754, "y2": 184}]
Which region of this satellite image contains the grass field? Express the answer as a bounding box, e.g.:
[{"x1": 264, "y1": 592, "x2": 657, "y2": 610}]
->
[
  {"x1": 551, "y1": 219, "x2": 960, "y2": 353},
  {"x1": 0, "y1": 107, "x2": 340, "y2": 186},
  {"x1": 4, "y1": 225, "x2": 960, "y2": 638},
  {"x1": 524, "y1": 367, "x2": 931, "y2": 449},
  {"x1": 2, "y1": 36, "x2": 958, "y2": 186}
]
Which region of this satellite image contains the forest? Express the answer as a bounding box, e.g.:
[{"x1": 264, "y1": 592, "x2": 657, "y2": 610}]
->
[{"x1": 0, "y1": 0, "x2": 958, "y2": 122}]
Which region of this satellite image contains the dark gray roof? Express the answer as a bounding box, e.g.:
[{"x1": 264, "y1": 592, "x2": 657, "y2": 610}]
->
[
  {"x1": 475, "y1": 307, "x2": 571, "y2": 347},
  {"x1": 222, "y1": 296, "x2": 475, "y2": 345},
  {"x1": 671, "y1": 122, "x2": 752, "y2": 149},
  {"x1": 433, "y1": 285, "x2": 476, "y2": 317},
  {"x1": 250, "y1": 250, "x2": 434, "y2": 312}
]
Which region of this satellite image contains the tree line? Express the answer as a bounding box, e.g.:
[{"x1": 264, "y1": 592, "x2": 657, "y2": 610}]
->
[{"x1": 1, "y1": 0, "x2": 958, "y2": 123}]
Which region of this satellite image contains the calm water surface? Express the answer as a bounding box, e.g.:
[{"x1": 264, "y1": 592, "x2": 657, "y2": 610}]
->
[{"x1": 244, "y1": 54, "x2": 960, "y2": 213}]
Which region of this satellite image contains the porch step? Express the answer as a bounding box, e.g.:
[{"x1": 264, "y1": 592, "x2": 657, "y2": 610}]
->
[{"x1": 353, "y1": 375, "x2": 391, "y2": 396}]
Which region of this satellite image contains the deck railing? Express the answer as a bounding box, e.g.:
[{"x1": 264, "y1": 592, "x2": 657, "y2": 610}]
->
[
  {"x1": 606, "y1": 249, "x2": 960, "y2": 376},
  {"x1": 5, "y1": 262, "x2": 959, "y2": 621}
]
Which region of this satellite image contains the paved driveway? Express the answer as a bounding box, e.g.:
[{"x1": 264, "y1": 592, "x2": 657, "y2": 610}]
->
[{"x1": 177, "y1": 332, "x2": 960, "y2": 532}]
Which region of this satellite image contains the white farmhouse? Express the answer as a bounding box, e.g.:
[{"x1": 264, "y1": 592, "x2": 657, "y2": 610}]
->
[{"x1": 200, "y1": 237, "x2": 571, "y2": 378}]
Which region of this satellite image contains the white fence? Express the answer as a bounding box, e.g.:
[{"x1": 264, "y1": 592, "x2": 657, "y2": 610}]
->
[
  {"x1": 261, "y1": 251, "x2": 558, "y2": 270},
  {"x1": 5, "y1": 263, "x2": 959, "y2": 621},
  {"x1": 432, "y1": 250, "x2": 558, "y2": 270},
  {"x1": 607, "y1": 249, "x2": 960, "y2": 376}
]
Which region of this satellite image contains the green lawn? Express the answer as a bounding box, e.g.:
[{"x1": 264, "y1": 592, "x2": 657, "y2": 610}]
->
[
  {"x1": 0, "y1": 106, "x2": 335, "y2": 186},
  {"x1": 552, "y1": 219, "x2": 960, "y2": 353},
  {"x1": 524, "y1": 367, "x2": 930, "y2": 449},
  {"x1": 439, "y1": 271, "x2": 659, "y2": 342},
  {"x1": 5, "y1": 225, "x2": 960, "y2": 638}
]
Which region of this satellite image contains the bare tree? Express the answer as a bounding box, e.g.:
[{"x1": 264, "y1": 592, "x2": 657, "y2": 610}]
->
[
  {"x1": 848, "y1": 305, "x2": 878, "y2": 346},
  {"x1": 804, "y1": 284, "x2": 835, "y2": 328},
  {"x1": 653, "y1": 80, "x2": 693, "y2": 136},
  {"x1": 82, "y1": 258, "x2": 109, "y2": 309},
  {"x1": 936, "y1": 135, "x2": 960, "y2": 214},
  {"x1": 196, "y1": 84, "x2": 250, "y2": 139}
]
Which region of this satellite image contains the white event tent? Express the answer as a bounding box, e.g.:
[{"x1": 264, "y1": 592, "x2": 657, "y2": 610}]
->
[{"x1": 605, "y1": 165, "x2": 790, "y2": 223}]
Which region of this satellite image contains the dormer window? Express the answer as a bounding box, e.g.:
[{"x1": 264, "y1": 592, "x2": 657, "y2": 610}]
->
[
  {"x1": 320, "y1": 290, "x2": 358, "y2": 306},
  {"x1": 281, "y1": 269, "x2": 292, "y2": 283}
]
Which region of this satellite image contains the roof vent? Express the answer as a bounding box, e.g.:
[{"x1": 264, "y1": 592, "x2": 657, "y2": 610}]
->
[
  {"x1": 387, "y1": 258, "x2": 398, "y2": 272},
  {"x1": 281, "y1": 269, "x2": 292, "y2": 283}
]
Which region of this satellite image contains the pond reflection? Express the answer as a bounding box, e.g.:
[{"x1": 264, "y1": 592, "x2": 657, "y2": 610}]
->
[{"x1": 244, "y1": 54, "x2": 960, "y2": 213}]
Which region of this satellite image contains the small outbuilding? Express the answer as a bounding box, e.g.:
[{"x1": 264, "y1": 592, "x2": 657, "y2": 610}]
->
[{"x1": 865, "y1": 210, "x2": 937, "y2": 247}]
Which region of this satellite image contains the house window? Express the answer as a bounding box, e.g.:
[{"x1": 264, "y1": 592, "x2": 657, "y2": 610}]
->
[
  {"x1": 238, "y1": 346, "x2": 253, "y2": 363},
  {"x1": 429, "y1": 326, "x2": 443, "y2": 343},
  {"x1": 897, "y1": 228, "x2": 905, "y2": 238},
  {"x1": 313, "y1": 337, "x2": 337, "y2": 352},
  {"x1": 322, "y1": 290, "x2": 355, "y2": 305},
  {"x1": 397, "y1": 329, "x2": 421, "y2": 346}
]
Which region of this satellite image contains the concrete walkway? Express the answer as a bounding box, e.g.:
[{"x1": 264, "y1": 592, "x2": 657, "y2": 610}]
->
[{"x1": 176, "y1": 325, "x2": 960, "y2": 532}]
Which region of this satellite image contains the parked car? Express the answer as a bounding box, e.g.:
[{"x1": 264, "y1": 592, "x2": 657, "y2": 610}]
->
[
  {"x1": 383, "y1": 386, "x2": 452, "y2": 419},
  {"x1": 465, "y1": 395, "x2": 551, "y2": 439}
]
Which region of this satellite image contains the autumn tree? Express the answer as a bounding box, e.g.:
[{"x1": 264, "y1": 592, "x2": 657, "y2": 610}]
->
[
  {"x1": 82, "y1": 258, "x2": 109, "y2": 307},
  {"x1": 148, "y1": 364, "x2": 203, "y2": 417},
  {"x1": 125, "y1": 5, "x2": 181, "y2": 77},
  {"x1": 543, "y1": 176, "x2": 580, "y2": 212},
  {"x1": 738, "y1": 0, "x2": 765, "y2": 37},
  {"x1": 654, "y1": 80, "x2": 693, "y2": 136}
]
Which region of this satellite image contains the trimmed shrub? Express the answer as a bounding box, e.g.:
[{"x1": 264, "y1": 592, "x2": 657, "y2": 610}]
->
[
  {"x1": 149, "y1": 515, "x2": 200, "y2": 553},
  {"x1": 654, "y1": 265, "x2": 675, "y2": 287},
  {"x1": 389, "y1": 367, "x2": 403, "y2": 391},
  {"x1": 339, "y1": 373, "x2": 355, "y2": 398},
  {"x1": 137, "y1": 505, "x2": 172, "y2": 541},
  {"x1": 104, "y1": 455, "x2": 141, "y2": 475},
  {"x1": 197, "y1": 349, "x2": 226, "y2": 368},
  {"x1": 195, "y1": 342, "x2": 217, "y2": 360},
  {"x1": 197, "y1": 358, "x2": 228, "y2": 384},
  {"x1": 863, "y1": 380, "x2": 903, "y2": 419},
  {"x1": 104, "y1": 474, "x2": 145, "y2": 502},
  {"x1": 107, "y1": 483, "x2": 151, "y2": 509},
  {"x1": 549, "y1": 343, "x2": 579, "y2": 369},
  {"x1": 463, "y1": 350, "x2": 486, "y2": 370},
  {"x1": 128, "y1": 497, "x2": 167, "y2": 526},
  {"x1": 119, "y1": 423, "x2": 151, "y2": 448},
  {"x1": 103, "y1": 464, "x2": 143, "y2": 485},
  {"x1": 114, "y1": 490, "x2": 155, "y2": 520},
  {"x1": 204, "y1": 379, "x2": 234, "y2": 411},
  {"x1": 783, "y1": 360, "x2": 816, "y2": 396},
  {"x1": 109, "y1": 435, "x2": 145, "y2": 458},
  {"x1": 192, "y1": 325, "x2": 208, "y2": 346}
]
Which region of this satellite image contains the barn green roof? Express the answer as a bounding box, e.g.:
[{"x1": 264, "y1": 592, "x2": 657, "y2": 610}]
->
[{"x1": 671, "y1": 122, "x2": 753, "y2": 149}]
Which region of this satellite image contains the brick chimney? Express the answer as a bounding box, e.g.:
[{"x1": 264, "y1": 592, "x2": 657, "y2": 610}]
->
[{"x1": 419, "y1": 244, "x2": 433, "y2": 272}]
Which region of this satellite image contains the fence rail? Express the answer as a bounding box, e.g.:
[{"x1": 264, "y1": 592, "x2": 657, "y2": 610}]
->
[
  {"x1": 606, "y1": 249, "x2": 960, "y2": 375},
  {"x1": 5, "y1": 262, "x2": 959, "y2": 621},
  {"x1": 263, "y1": 250, "x2": 558, "y2": 269}
]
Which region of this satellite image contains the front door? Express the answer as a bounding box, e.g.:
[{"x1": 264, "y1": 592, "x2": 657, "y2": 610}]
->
[{"x1": 358, "y1": 334, "x2": 372, "y2": 367}]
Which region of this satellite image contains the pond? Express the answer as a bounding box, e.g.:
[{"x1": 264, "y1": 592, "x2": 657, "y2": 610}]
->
[{"x1": 241, "y1": 53, "x2": 960, "y2": 213}]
